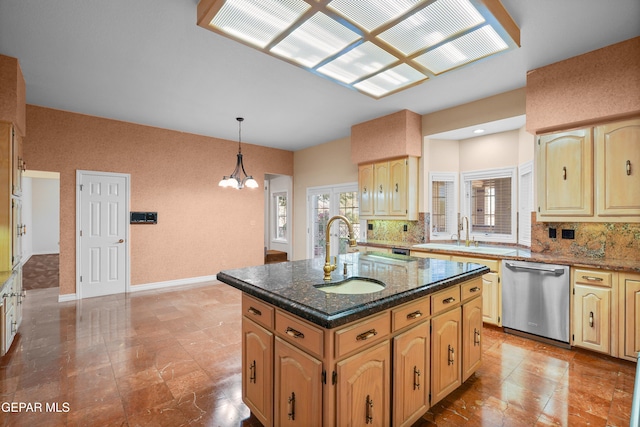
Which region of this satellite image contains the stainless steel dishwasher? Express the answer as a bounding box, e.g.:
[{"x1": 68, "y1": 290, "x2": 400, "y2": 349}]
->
[{"x1": 502, "y1": 260, "x2": 570, "y2": 345}]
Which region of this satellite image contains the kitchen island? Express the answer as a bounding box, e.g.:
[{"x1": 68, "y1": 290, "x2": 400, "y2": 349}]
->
[{"x1": 217, "y1": 252, "x2": 489, "y2": 427}]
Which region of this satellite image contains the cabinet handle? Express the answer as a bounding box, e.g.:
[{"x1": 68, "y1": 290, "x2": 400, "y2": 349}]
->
[
  {"x1": 249, "y1": 360, "x2": 256, "y2": 383},
  {"x1": 379, "y1": 184, "x2": 383, "y2": 193},
  {"x1": 365, "y1": 394, "x2": 373, "y2": 424},
  {"x1": 442, "y1": 297, "x2": 456, "y2": 304},
  {"x1": 363, "y1": 186, "x2": 367, "y2": 194},
  {"x1": 11, "y1": 321, "x2": 16, "y2": 334},
  {"x1": 474, "y1": 328, "x2": 481, "y2": 346},
  {"x1": 627, "y1": 160, "x2": 632, "y2": 176},
  {"x1": 395, "y1": 183, "x2": 399, "y2": 192},
  {"x1": 356, "y1": 329, "x2": 378, "y2": 341},
  {"x1": 589, "y1": 311, "x2": 594, "y2": 328},
  {"x1": 288, "y1": 392, "x2": 296, "y2": 421},
  {"x1": 247, "y1": 306, "x2": 262, "y2": 316},
  {"x1": 406, "y1": 310, "x2": 422, "y2": 320},
  {"x1": 285, "y1": 327, "x2": 304, "y2": 339},
  {"x1": 562, "y1": 166, "x2": 567, "y2": 180},
  {"x1": 582, "y1": 275, "x2": 603, "y2": 282},
  {"x1": 470, "y1": 286, "x2": 481, "y2": 293},
  {"x1": 448, "y1": 345, "x2": 455, "y2": 365},
  {"x1": 413, "y1": 366, "x2": 421, "y2": 390}
]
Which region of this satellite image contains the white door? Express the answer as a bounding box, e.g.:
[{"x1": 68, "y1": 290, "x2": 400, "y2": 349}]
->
[
  {"x1": 77, "y1": 171, "x2": 129, "y2": 298},
  {"x1": 307, "y1": 184, "x2": 359, "y2": 260}
]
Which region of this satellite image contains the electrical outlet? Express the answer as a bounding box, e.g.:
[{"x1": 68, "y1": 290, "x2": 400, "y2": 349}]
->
[
  {"x1": 548, "y1": 228, "x2": 556, "y2": 238},
  {"x1": 561, "y1": 229, "x2": 575, "y2": 239}
]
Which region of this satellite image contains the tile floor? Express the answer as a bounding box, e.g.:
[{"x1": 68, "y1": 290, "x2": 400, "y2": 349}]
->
[{"x1": 0, "y1": 282, "x2": 636, "y2": 426}]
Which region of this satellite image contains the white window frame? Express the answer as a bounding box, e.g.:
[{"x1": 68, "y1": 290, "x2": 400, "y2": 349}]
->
[
  {"x1": 272, "y1": 191, "x2": 288, "y2": 244},
  {"x1": 428, "y1": 172, "x2": 458, "y2": 241},
  {"x1": 460, "y1": 166, "x2": 517, "y2": 244},
  {"x1": 518, "y1": 161, "x2": 534, "y2": 247}
]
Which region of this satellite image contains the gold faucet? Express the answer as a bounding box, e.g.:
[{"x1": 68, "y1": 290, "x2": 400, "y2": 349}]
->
[
  {"x1": 461, "y1": 216, "x2": 471, "y2": 247},
  {"x1": 324, "y1": 215, "x2": 357, "y2": 281}
]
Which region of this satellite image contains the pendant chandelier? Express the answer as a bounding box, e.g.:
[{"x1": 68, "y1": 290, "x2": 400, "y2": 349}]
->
[{"x1": 218, "y1": 117, "x2": 259, "y2": 189}]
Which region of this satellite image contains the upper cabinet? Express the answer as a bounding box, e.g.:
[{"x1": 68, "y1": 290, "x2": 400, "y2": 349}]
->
[
  {"x1": 0, "y1": 55, "x2": 26, "y2": 137},
  {"x1": 359, "y1": 157, "x2": 418, "y2": 220},
  {"x1": 536, "y1": 117, "x2": 640, "y2": 222}
]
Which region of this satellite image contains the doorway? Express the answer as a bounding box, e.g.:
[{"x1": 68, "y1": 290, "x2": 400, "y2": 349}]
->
[{"x1": 264, "y1": 174, "x2": 292, "y2": 262}]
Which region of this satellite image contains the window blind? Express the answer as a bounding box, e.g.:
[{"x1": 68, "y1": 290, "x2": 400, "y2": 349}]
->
[{"x1": 469, "y1": 177, "x2": 511, "y2": 235}]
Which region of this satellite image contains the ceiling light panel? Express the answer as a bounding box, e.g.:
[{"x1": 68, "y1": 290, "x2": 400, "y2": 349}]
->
[
  {"x1": 209, "y1": 0, "x2": 310, "y2": 48},
  {"x1": 327, "y1": 0, "x2": 422, "y2": 32},
  {"x1": 197, "y1": 0, "x2": 520, "y2": 98},
  {"x1": 270, "y1": 12, "x2": 361, "y2": 68}
]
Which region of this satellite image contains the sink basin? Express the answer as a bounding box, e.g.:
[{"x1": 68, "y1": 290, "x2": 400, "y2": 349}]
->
[
  {"x1": 412, "y1": 243, "x2": 516, "y2": 256},
  {"x1": 315, "y1": 278, "x2": 385, "y2": 294}
]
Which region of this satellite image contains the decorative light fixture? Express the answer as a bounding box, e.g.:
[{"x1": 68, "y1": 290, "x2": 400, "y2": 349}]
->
[
  {"x1": 197, "y1": 0, "x2": 520, "y2": 99},
  {"x1": 218, "y1": 117, "x2": 259, "y2": 189}
]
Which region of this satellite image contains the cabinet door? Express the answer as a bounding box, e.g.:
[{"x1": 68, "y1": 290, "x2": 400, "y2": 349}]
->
[
  {"x1": 274, "y1": 337, "x2": 322, "y2": 427},
  {"x1": 11, "y1": 198, "x2": 22, "y2": 268},
  {"x1": 242, "y1": 318, "x2": 273, "y2": 427},
  {"x1": 3, "y1": 296, "x2": 15, "y2": 356},
  {"x1": 336, "y1": 340, "x2": 390, "y2": 427},
  {"x1": 359, "y1": 164, "x2": 374, "y2": 217},
  {"x1": 11, "y1": 129, "x2": 22, "y2": 197},
  {"x1": 462, "y1": 297, "x2": 482, "y2": 381},
  {"x1": 573, "y1": 284, "x2": 611, "y2": 354},
  {"x1": 373, "y1": 161, "x2": 389, "y2": 216},
  {"x1": 624, "y1": 278, "x2": 640, "y2": 360},
  {"x1": 481, "y1": 272, "x2": 500, "y2": 326},
  {"x1": 537, "y1": 128, "x2": 593, "y2": 217},
  {"x1": 393, "y1": 322, "x2": 429, "y2": 427},
  {"x1": 595, "y1": 118, "x2": 640, "y2": 217},
  {"x1": 14, "y1": 266, "x2": 23, "y2": 329},
  {"x1": 389, "y1": 158, "x2": 407, "y2": 216},
  {"x1": 431, "y1": 307, "x2": 461, "y2": 406}
]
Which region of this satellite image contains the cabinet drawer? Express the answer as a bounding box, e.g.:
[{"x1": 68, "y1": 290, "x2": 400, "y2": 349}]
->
[
  {"x1": 392, "y1": 296, "x2": 430, "y2": 332},
  {"x1": 450, "y1": 256, "x2": 499, "y2": 272},
  {"x1": 574, "y1": 269, "x2": 612, "y2": 288},
  {"x1": 335, "y1": 312, "x2": 390, "y2": 358},
  {"x1": 275, "y1": 310, "x2": 324, "y2": 359},
  {"x1": 432, "y1": 286, "x2": 461, "y2": 315},
  {"x1": 461, "y1": 279, "x2": 482, "y2": 302},
  {"x1": 242, "y1": 294, "x2": 274, "y2": 329}
]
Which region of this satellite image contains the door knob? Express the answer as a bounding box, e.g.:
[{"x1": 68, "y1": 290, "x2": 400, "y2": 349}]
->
[{"x1": 118, "y1": 239, "x2": 124, "y2": 243}]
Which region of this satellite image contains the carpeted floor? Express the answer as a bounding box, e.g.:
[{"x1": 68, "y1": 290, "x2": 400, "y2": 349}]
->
[{"x1": 22, "y1": 253, "x2": 59, "y2": 290}]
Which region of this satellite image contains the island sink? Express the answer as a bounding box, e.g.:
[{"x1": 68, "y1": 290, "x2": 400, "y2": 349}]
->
[{"x1": 315, "y1": 277, "x2": 385, "y2": 294}]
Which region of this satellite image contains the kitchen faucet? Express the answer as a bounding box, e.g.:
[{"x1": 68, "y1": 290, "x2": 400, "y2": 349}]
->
[
  {"x1": 460, "y1": 216, "x2": 471, "y2": 247},
  {"x1": 324, "y1": 215, "x2": 357, "y2": 281}
]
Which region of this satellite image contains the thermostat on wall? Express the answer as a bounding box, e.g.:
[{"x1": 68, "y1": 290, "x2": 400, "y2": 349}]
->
[{"x1": 130, "y1": 212, "x2": 157, "y2": 224}]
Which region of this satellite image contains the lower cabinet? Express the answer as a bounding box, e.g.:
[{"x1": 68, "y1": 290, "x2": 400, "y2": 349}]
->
[
  {"x1": 336, "y1": 340, "x2": 390, "y2": 427},
  {"x1": 275, "y1": 337, "x2": 323, "y2": 427},
  {"x1": 431, "y1": 307, "x2": 461, "y2": 406},
  {"x1": 242, "y1": 317, "x2": 273, "y2": 427},
  {"x1": 622, "y1": 274, "x2": 640, "y2": 360},
  {"x1": 462, "y1": 295, "x2": 483, "y2": 381},
  {"x1": 393, "y1": 322, "x2": 430, "y2": 427}
]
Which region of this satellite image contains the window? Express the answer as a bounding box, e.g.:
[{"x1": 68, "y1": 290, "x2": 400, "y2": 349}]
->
[
  {"x1": 273, "y1": 192, "x2": 288, "y2": 242},
  {"x1": 429, "y1": 172, "x2": 458, "y2": 240},
  {"x1": 461, "y1": 167, "x2": 517, "y2": 243}
]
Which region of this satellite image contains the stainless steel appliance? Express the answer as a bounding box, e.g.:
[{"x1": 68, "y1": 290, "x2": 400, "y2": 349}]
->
[{"x1": 502, "y1": 260, "x2": 570, "y2": 345}]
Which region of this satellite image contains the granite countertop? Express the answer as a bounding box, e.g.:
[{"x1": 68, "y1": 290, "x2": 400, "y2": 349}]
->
[
  {"x1": 217, "y1": 252, "x2": 488, "y2": 329},
  {"x1": 361, "y1": 240, "x2": 640, "y2": 273}
]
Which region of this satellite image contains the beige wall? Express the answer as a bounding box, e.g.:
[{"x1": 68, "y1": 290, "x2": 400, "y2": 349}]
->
[
  {"x1": 292, "y1": 136, "x2": 358, "y2": 260},
  {"x1": 24, "y1": 105, "x2": 293, "y2": 296},
  {"x1": 459, "y1": 129, "x2": 520, "y2": 172}
]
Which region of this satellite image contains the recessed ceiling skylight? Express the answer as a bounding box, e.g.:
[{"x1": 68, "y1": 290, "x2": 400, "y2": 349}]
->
[{"x1": 197, "y1": 0, "x2": 520, "y2": 98}]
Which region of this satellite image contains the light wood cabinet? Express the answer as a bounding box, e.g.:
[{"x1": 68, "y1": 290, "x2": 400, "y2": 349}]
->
[
  {"x1": 393, "y1": 321, "x2": 429, "y2": 427},
  {"x1": 572, "y1": 268, "x2": 613, "y2": 355},
  {"x1": 336, "y1": 340, "x2": 390, "y2": 427},
  {"x1": 462, "y1": 295, "x2": 482, "y2": 381},
  {"x1": 274, "y1": 337, "x2": 323, "y2": 427},
  {"x1": 537, "y1": 128, "x2": 594, "y2": 217},
  {"x1": 431, "y1": 306, "x2": 461, "y2": 406},
  {"x1": 537, "y1": 117, "x2": 640, "y2": 222},
  {"x1": 621, "y1": 274, "x2": 640, "y2": 361},
  {"x1": 242, "y1": 317, "x2": 273, "y2": 427},
  {"x1": 358, "y1": 157, "x2": 418, "y2": 220},
  {"x1": 451, "y1": 255, "x2": 501, "y2": 327},
  {"x1": 595, "y1": 118, "x2": 640, "y2": 217}
]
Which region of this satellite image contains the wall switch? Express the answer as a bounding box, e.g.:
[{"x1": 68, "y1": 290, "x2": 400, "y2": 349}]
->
[
  {"x1": 561, "y1": 229, "x2": 575, "y2": 239},
  {"x1": 403, "y1": 224, "x2": 408, "y2": 232},
  {"x1": 548, "y1": 228, "x2": 556, "y2": 238}
]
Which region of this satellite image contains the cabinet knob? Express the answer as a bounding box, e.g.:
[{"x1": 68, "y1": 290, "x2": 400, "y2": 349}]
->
[
  {"x1": 627, "y1": 160, "x2": 632, "y2": 176},
  {"x1": 589, "y1": 311, "x2": 594, "y2": 328},
  {"x1": 356, "y1": 329, "x2": 378, "y2": 341},
  {"x1": 448, "y1": 344, "x2": 455, "y2": 365},
  {"x1": 288, "y1": 392, "x2": 296, "y2": 421},
  {"x1": 562, "y1": 166, "x2": 567, "y2": 180},
  {"x1": 413, "y1": 366, "x2": 421, "y2": 390},
  {"x1": 285, "y1": 326, "x2": 305, "y2": 339},
  {"x1": 365, "y1": 394, "x2": 373, "y2": 424},
  {"x1": 442, "y1": 297, "x2": 456, "y2": 304}
]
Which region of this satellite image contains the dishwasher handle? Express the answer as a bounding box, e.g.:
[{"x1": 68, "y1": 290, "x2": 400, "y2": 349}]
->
[{"x1": 504, "y1": 262, "x2": 566, "y2": 275}]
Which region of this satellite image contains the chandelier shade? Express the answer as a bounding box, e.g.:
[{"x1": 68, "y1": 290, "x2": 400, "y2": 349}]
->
[{"x1": 218, "y1": 117, "x2": 259, "y2": 189}]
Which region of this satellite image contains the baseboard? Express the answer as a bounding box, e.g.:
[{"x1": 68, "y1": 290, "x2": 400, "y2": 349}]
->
[
  {"x1": 129, "y1": 275, "x2": 219, "y2": 293},
  {"x1": 58, "y1": 293, "x2": 77, "y2": 302}
]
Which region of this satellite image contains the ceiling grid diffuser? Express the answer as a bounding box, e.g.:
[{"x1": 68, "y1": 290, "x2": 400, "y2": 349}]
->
[{"x1": 197, "y1": 0, "x2": 520, "y2": 98}]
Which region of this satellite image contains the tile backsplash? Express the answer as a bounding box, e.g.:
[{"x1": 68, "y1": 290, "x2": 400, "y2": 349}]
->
[{"x1": 366, "y1": 213, "x2": 427, "y2": 244}]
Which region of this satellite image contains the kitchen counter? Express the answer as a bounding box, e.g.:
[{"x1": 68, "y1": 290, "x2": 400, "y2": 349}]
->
[
  {"x1": 216, "y1": 252, "x2": 488, "y2": 328},
  {"x1": 361, "y1": 240, "x2": 640, "y2": 273}
]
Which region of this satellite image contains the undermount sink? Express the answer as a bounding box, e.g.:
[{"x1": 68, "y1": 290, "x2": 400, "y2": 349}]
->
[
  {"x1": 412, "y1": 243, "x2": 517, "y2": 256},
  {"x1": 315, "y1": 278, "x2": 385, "y2": 295}
]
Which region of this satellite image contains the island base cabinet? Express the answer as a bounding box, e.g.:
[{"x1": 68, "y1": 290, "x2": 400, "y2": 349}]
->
[
  {"x1": 431, "y1": 308, "x2": 462, "y2": 406},
  {"x1": 336, "y1": 340, "x2": 390, "y2": 427},
  {"x1": 274, "y1": 337, "x2": 323, "y2": 427},
  {"x1": 462, "y1": 296, "x2": 483, "y2": 382},
  {"x1": 393, "y1": 322, "x2": 430, "y2": 427},
  {"x1": 242, "y1": 318, "x2": 273, "y2": 427}
]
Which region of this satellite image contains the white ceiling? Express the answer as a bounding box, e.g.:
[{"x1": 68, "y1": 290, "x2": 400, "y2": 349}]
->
[{"x1": 0, "y1": 0, "x2": 638, "y2": 151}]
